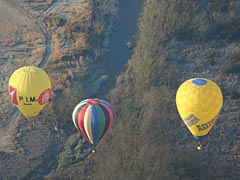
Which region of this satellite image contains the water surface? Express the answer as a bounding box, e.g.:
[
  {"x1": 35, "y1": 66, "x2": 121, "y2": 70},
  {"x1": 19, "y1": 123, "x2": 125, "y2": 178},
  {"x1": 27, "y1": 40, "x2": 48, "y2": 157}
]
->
[{"x1": 99, "y1": 0, "x2": 143, "y2": 95}]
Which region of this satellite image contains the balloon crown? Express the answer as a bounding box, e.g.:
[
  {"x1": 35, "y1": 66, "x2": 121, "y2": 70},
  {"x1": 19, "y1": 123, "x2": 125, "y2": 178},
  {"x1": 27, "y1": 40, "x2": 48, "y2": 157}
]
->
[
  {"x1": 191, "y1": 78, "x2": 207, "y2": 86},
  {"x1": 87, "y1": 98, "x2": 100, "y2": 105}
]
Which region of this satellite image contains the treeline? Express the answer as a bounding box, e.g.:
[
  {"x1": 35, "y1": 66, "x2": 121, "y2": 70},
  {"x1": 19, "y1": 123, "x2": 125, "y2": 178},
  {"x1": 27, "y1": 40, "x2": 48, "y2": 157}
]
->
[
  {"x1": 88, "y1": 0, "x2": 240, "y2": 180},
  {"x1": 138, "y1": 0, "x2": 240, "y2": 42}
]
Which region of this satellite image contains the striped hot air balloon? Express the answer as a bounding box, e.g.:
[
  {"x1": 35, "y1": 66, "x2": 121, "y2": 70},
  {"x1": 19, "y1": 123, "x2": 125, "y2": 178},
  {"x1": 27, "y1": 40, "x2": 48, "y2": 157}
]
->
[{"x1": 72, "y1": 98, "x2": 114, "y2": 145}]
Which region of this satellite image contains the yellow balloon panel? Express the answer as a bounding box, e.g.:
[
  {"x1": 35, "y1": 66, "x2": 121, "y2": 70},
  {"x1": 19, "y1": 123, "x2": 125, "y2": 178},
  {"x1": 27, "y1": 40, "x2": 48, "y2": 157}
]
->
[
  {"x1": 176, "y1": 78, "x2": 223, "y2": 137},
  {"x1": 9, "y1": 66, "x2": 51, "y2": 119}
]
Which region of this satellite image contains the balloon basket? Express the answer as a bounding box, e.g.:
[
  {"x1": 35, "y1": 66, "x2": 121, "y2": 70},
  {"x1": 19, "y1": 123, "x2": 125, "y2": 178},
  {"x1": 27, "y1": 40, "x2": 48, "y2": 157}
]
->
[
  {"x1": 91, "y1": 148, "x2": 96, "y2": 154},
  {"x1": 197, "y1": 142, "x2": 202, "y2": 151}
]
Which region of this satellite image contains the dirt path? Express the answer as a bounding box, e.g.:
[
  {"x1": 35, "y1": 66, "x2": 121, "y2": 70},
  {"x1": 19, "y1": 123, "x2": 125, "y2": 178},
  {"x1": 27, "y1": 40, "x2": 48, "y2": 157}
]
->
[{"x1": 38, "y1": 0, "x2": 64, "y2": 67}]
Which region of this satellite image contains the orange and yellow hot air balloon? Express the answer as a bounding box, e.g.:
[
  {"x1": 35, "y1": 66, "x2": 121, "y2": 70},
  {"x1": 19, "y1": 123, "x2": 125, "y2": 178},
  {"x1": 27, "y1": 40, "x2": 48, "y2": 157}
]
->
[
  {"x1": 9, "y1": 66, "x2": 52, "y2": 126},
  {"x1": 176, "y1": 78, "x2": 223, "y2": 150}
]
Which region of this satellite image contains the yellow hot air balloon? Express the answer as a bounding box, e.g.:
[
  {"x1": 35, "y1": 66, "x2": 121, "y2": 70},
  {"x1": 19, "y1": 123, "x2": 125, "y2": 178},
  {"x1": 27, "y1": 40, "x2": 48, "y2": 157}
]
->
[
  {"x1": 176, "y1": 78, "x2": 223, "y2": 149},
  {"x1": 9, "y1": 66, "x2": 52, "y2": 126}
]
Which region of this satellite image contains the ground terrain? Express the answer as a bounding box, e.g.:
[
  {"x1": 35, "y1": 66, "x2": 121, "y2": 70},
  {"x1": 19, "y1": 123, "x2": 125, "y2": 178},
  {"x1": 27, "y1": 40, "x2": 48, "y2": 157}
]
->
[
  {"x1": 0, "y1": 0, "x2": 118, "y2": 179},
  {"x1": 0, "y1": 0, "x2": 240, "y2": 180}
]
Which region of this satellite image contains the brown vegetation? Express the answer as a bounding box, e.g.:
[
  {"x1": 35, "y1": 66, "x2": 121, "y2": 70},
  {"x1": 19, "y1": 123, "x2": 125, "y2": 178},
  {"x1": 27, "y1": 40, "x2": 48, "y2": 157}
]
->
[
  {"x1": 1, "y1": 0, "x2": 240, "y2": 179},
  {"x1": 88, "y1": 1, "x2": 240, "y2": 180}
]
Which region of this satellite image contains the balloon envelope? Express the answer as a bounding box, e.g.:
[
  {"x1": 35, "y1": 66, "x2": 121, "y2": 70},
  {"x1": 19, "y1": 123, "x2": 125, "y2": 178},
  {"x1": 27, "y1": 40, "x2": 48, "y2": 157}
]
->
[
  {"x1": 72, "y1": 98, "x2": 114, "y2": 145},
  {"x1": 176, "y1": 78, "x2": 223, "y2": 139},
  {"x1": 9, "y1": 66, "x2": 52, "y2": 122}
]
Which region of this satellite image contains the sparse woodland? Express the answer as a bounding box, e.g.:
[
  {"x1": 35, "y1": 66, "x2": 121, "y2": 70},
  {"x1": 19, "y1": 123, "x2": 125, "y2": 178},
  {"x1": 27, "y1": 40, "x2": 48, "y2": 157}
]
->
[
  {"x1": 89, "y1": 1, "x2": 240, "y2": 180},
  {"x1": 0, "y1": 0, "x2": 240, "y2": 180}
]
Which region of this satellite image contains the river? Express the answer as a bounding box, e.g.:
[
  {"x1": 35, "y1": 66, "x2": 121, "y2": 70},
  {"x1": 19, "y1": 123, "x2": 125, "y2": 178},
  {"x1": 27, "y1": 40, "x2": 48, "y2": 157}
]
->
[{"x1": 99, "y1": 0, "x2": 143, "y2": 96}]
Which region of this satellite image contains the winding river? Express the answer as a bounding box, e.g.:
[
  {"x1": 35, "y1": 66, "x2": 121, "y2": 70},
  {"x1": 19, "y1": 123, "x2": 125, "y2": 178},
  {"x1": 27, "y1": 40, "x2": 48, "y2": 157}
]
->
[{"x1": 99, "y1": 0, "x2": 143, "y2": 95}]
